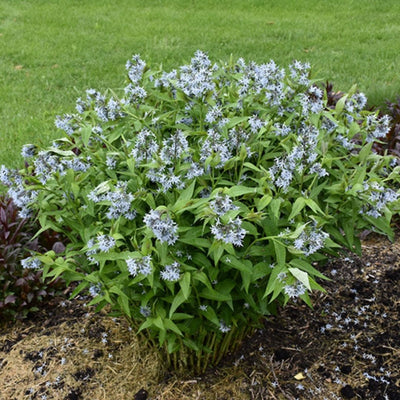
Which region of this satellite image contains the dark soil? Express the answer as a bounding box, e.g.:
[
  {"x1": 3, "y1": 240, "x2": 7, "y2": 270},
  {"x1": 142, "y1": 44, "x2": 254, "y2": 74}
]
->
[
  {"x1": 226, "y1": 233, "x2": 400, "y2": 399},
  {"x1": 0, "y1": 234, "x2": 399, "y2": 399}
]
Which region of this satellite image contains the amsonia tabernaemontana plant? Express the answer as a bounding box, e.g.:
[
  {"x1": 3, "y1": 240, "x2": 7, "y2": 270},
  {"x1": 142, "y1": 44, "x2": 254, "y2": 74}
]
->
[{"x1": 2, "y1": 51, "x2": 399, "y2": 372}]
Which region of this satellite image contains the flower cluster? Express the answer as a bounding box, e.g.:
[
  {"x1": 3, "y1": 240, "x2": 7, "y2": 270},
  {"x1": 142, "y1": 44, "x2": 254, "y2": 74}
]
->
[
  {"x1": 210, "y1": 217, "x2": 247, "y2": 246},
  {"x1": 88, "y1": 181, "x2": 136, "y2": 220},
  {"x1": 160, "y1": 261, "x2": 181, "y2": 281},
  {"x1": 294, "y1": 227, "x2": 329, "y2": 256},
  {"x1": 86, "y1": 235, "x2": 116, "y2": 264},
  {"x1": 209, "y1": 194, "x2": 238, "y2": 216},
  {"x1": 85, "y1": 89, "x2": 124, "y2": 122},
  {"x1": 269, "y1": 123, "x2": 324, "y2": 190},
  {"x1": 361, "y1": 181, "x2": 399, "y2": 218},
  {"x1": 160, "y1": 130, "x2": 189, "y2": 165},
  {"x1": 143, "y1": 209, "x2": 178, "y2": 245},
  {"x1": 299, "y1": 85, "x2": 324, "y2": 116},
  {"x1": 21, "y1": 144, "x2": 36, "y2": 159},
  {"x1": 130, "y1": 128, "x2": 159, "y2": 163},
  {"x1": 238, "y1": 59, "x2": 286, "y2": 107},
  {"x1": 147, "y1": 166, "x2": 186, "y2": 192},
  {"x1": 21, "y1": 257, "x2": 42, "y2": 270},
  {"x1": 289, "y1": 60, "x2": 311, "y2": 86},
  {"x1": 365, "y1": 114, "x2": 391, "y2": 142},
  {"x1": 7, "y1": 185, "x2": 38, "y2": 219},
  {"x1": 175, "y1": 50, "x2": 217, "y2": 98},
  {"x1": 54, "y1": 114, "x2": 78, "y2": 135},
  {"x1": 126, "y1": 256, "x2": 152, "y2": 277},
  {"x1": 284, "y1": 281, "x2": 307, "y2": 299}
]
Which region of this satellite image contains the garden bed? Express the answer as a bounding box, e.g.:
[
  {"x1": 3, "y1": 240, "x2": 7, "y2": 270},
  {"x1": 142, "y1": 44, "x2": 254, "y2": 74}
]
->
[{"x1": 1, "y1": 232, "x2": 399, "y2": 400}]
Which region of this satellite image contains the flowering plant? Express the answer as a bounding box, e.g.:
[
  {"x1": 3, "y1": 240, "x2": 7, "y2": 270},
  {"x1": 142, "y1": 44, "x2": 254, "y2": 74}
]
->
[{"x1": 2, "y1": 51, "x2": 399, "y2": 372}]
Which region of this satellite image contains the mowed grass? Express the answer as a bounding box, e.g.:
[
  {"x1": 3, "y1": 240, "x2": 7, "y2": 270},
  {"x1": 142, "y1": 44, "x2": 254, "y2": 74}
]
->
[{"x1": 1, "y1": 0, "x2": 400, "y2": 167}]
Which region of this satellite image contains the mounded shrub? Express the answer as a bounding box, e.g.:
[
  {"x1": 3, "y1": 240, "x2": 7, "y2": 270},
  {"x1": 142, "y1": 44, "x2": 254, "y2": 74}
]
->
[{"x1": 1, "y1": 51, "x2": 399, "y2": 372}]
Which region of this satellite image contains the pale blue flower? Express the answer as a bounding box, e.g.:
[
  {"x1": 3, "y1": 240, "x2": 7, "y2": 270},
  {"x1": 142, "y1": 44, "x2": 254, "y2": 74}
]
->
[
  {"x1": 160, "y1": 261, "x2": 181, "y2": 281},
  {"x1": 209, "y1": 194, "x2": 238, "y2": 216},
  {"x1": 210, "y1": 217, "x2": 246, "y2": 246},
  {"x1": 97, "y1": 234, "x2": 116, "y2": 252},
  {"x1": 21, "y1": 257, "x2": 42, "y2": 270},
  {"x1": 143, "y1": 209, "x2": 179, "y2": 245},
  {"x1": 21, "y1": 144, "x2": 36, "y2": 158},
  {"x1": 126, "y1": 256, "x2": 152, "y2": 277},
  {"x1": 55, "y1": 114, "x2": 78, "y2": 135},
  {"x1": 219, "y1": 321, "x2": 231, "y2": 333}
]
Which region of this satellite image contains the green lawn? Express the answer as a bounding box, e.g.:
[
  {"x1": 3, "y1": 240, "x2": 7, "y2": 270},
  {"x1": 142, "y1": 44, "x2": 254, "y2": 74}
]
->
[{"x1": 1, "y1": 0, "x2": 400, "y2": 167}]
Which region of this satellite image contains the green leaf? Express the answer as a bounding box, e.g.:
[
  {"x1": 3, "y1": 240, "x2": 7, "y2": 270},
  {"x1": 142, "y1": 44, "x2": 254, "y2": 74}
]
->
[
  {"x1": 270, "y1": 280, "x2": 285, "y2": 303},
  {"x1": 256, "y1": 194, "x2": 272, "y2": 211},
  {"x1": 304, "y1": 198, "x2": 324, "y2": 215},
  {"x1": 200, "y1": 287, "x2": 232, "y2": 302},
  {"x1": 171, "y1": 180, "x2": 196, "y2": 213},
  {"x1": 289, "y1": 258, "x2": 328, "y2": 280},
  {"x1": 387, "y1": 166, "x2": 400, "y2": 181},
  {"x1": 343, "y1": 216, "x2": 355, "y2": 249},
  {"x1": 179, "y1": 272, "x2": 191, "y2": 299},
  {"x1": 297, "y1": 290, "x2": 312, "y2": 307},
  {"x1": 273, "y1": 239, "x2": 286, "y2": 267},
  {"x1": 166, "y1": 338, "x2": 180, "y2": 354},
  {"x1": 269, "y1": 198, "x2": 282, "y2": 221},
  {"x1": 263, "y1": 264, "x2": 287, "y2": 299},
  {"x1": 288, "y1": 267, "x2": 311, "y2": 290},
  {"x1": 169, "y1": 290, "x2": 186, "y2": 318},
  {"x1": 241, "y1": 221, "x2": 258, "y2": 237},
  {"x1": 224, "y1": 255, "x2": 253, "y2": 275},
  {"x1": 156, "y1": 241, "x2": 169, "y2": 264},
  {"x1": 209, "y1": 240, "x2": 225, "y2": 265},
  {"x1": 153, "y1": 315, "x2": 165, "y2": 331},
  {"x1": 118, "y1": 292, "x2": 132, "y2": 318},
  {"x1": 192, "y1": 271, "x2": 212, "y2": 289},
  {"x1": 243, "y1": 162, "x2": 262, "y2": 173},
  {"x1": 145, "y1": 192, "x2": 156, "y2": 209},
  {"x1": 223, "y1": 255, "x2": 253, "y2": 293},
  {"x1": 199, "y1": 305, "x2": 219, "y2": 325},
  {"x1": 163, "y1": 319, "x2": 183, "y2": 336},
  {"x1": 335, "y1": 94, "x2": 348, "y2": 114},
  {"x1": 70, "y1": 280, "x2": 89, "y2": 299},
  {"x1": 179, "y1": 236, "x2": 210, "y2": 249},
  {"x1": 227, "y1": 185, "x2": 260, "y2": 197},
  {"x1": 93, "y1": 180, "x2": 112, "y2": 195},
  {"x1": 81, "y1": 126, "x2": 92, "y2": 147},
  {"x1": 171, "y1": 313, "x2": 194, "y2": 321},
  {"x1": 226, "y1": 116, "x2": 248, "y2": 129},
  {"x1": 109, "y1": 286, "x2": 131, "y2": 318},
  {"x1": 92, "y1": 251, "x2": 137, "y2": 262},
  {"x1": 47, "y1": 147, "x2": 76, "y2": 157},
  {"x1": 138, "y1": 318, "x2": 154, "y2": 333},
  {"x1": 183, "y1": 338, "x2": 201, "y2": 352},
  {"x1": 358, "y1": 142, "x2": 374, "y2": 163},
  {"x1": 288, "y1": 197, "x2": 306, "y2": 220},
  {"x1": 364, "y1": 215, "x2": 394, "y2": 241},
  {"x1": 191, "y1": 252, "x2": 212, "y2": 269},
  {"x1": 88, "y1": 295, "x2": 107, "y2": 307},
  {"x1": 127, "y1": 158, "x2": 136, "y2": 174}
]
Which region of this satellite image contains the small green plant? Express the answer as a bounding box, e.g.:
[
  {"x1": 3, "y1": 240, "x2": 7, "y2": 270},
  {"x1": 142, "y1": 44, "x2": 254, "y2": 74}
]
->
[
  {"x1": 2, "y1": 52, "x2": 399, "y2": 372},
  {"x1": 0, "y1": 195, "x2": 66, "y2": 321}
]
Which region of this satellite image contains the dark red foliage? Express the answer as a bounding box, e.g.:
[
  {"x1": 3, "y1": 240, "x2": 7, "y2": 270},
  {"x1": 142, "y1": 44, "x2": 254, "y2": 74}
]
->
[
  {"x1": 324, "y1": 81, "x2": 345, "y2": 109},
  {"x1": 0, "y1": 196, "x2": 67, "y2": 322}
]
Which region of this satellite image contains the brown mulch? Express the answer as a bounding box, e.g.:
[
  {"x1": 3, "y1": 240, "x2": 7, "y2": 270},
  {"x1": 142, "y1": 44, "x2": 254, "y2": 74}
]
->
[{"x1": 0, "y1": 233, "x2": 399, "y2": 400}]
